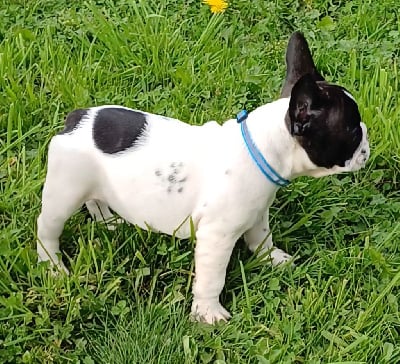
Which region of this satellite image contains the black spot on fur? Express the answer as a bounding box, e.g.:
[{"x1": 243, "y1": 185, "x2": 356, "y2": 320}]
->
[
  {"x1": 170, "y1": 162, "x2": 183, "y2": 175},
  {"x1": 59, "y1": 109, "x2": 87, "y2": 134},
  {"x1": 155, "y1": 169, "x2": 162, "y2": 177},
  {"x1": 178, "y1": 187, "x2": 184, "y2": 193},
  {"x1": 93, "y1": 108, "x2": 147, "y2": 154}
]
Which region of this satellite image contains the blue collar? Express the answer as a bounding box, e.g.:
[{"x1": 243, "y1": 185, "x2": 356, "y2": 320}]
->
[{"x1": 236, "y1": 110, "x2": 290, "y2": 187}]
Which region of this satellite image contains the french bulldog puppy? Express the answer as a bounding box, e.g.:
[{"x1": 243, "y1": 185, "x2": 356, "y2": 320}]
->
[{"x1": 37, "y1": 32, "x2": 370, "y2": 323}]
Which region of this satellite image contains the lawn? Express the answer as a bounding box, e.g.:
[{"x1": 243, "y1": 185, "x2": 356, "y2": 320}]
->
[{"x1": 0, "y1": 0, "x2": 399, "y2": 363}]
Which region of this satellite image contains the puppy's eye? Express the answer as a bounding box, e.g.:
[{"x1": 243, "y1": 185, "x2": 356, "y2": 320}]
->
[{"x1": 298, "y1": 101, "x2": 308, "y2": 112}]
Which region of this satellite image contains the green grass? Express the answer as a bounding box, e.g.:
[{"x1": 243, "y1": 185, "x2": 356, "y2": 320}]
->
[{"x1": 1, "y1": 0, "x2": 399, "y2": 362}]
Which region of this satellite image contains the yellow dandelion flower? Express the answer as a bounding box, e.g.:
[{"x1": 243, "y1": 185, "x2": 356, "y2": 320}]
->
[{"x1": 203, "y1": 0, "x2": 228, "y2": 14}]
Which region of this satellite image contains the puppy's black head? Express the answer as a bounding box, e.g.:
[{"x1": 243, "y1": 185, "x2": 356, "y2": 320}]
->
[
  {"x1": 281, "y1": 32, "x2": 367, "y2": 169},
  {"x1": 287, "y1": 74, "x2": 363, "y2": 168}
]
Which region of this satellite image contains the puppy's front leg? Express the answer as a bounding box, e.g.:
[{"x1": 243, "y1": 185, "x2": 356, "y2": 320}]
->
[
  {"x1": 191, "y1": 226, "x2": 238, "y2": 324},
  {"x1": 244, "y1": 210, "x2": 292, "y2": 265}
]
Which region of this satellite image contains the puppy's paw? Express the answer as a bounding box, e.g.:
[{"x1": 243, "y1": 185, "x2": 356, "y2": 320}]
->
[
  {"x1": 54, "y1": 261, "x2": 70, "y2": 275},
  {"x1": 270, "y1": 247, "x2": 294, "y2": 266},
  {"x1": 38, "y1": 258, "x2": 70, "y2": 275},
  {"x1": 191, "y1": 299, "x2": 231, "y2": 324},
  {"x1": 37, "y1": 249, "x2": 69, "y2": 274}
]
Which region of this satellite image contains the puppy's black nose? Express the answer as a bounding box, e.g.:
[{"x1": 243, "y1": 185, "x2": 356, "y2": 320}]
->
[{"x1": 361, "y1": 149, "x2": 367, "y2": 154}]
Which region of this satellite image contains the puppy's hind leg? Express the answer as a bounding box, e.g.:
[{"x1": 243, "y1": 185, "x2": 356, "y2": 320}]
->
[{"x1": 37, "y1": 141, "x2": 92, "y2": 272}]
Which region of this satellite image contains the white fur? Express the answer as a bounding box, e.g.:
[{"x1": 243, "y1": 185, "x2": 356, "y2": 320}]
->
[
  {"x1": 343, "y1": 89, "x2": 356, "y2": 102},
  {"x1": 37, "y1": 98, "x2": 369, "y2": 323}
]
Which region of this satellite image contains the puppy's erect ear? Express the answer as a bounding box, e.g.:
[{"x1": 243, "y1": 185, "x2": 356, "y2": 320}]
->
[
  {"x1": 280, "y1": 32, "x2": 324, "y2": 98},
  {"x1": 288, "y1": 74, "x2": 324, "y2": 136}
]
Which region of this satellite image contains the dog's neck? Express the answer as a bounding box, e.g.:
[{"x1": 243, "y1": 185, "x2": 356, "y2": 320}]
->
[{"x1": 245, "y1": 98, "x2": 333, "y2": 181}]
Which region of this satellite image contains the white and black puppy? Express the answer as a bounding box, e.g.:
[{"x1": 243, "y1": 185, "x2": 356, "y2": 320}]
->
[{"x1": 37, "y1": 32, "x2": 370, "y2": 323}]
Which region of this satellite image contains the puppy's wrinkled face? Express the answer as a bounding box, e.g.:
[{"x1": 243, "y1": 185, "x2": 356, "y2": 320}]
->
[{"x1": 287, "y1": 75, "x2": 369, "y2": 171}]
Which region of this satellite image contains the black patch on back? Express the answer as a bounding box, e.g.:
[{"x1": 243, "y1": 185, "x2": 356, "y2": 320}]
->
[
  {"x1": 93, "y1": 108, "x2": 147, "y2": 154},
  {"x1": 59, "y1": 109, "x2": 87, "y2": 134}
]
